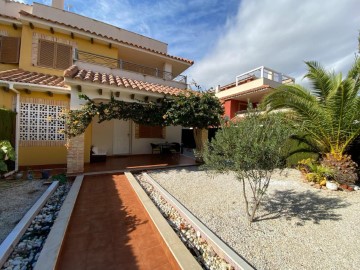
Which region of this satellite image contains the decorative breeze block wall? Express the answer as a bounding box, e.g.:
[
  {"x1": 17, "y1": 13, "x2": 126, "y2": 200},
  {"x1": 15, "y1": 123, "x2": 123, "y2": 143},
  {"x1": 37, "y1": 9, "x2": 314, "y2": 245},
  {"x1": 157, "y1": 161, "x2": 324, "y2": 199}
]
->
[{"x1": 19, "y1": 97, "x2": 69, "y2": 147}]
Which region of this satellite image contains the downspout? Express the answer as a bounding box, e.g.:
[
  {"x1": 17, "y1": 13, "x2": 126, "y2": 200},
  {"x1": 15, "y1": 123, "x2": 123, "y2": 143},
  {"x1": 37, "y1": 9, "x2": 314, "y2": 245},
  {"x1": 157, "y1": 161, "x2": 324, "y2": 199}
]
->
[{"x1": 7, "y1": 83, "x2": 20, "y2": 173}]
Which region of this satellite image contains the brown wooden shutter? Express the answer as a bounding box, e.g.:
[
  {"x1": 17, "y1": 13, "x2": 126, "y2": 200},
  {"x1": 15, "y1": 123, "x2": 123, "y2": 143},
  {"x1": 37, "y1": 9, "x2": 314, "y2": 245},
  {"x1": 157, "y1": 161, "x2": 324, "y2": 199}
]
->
[
  {"x1": 139, "y1": 125, "x2": 164, "y2": 138},
  {"x1": 0, "y1": 36, "x2": 21, "y2": 64},
  {"x1": 55, "y1": 43, "x2": 72, "y2": 69},
  {"x1": 38, "y1": 39, "x2": 55, "y2": 68}
]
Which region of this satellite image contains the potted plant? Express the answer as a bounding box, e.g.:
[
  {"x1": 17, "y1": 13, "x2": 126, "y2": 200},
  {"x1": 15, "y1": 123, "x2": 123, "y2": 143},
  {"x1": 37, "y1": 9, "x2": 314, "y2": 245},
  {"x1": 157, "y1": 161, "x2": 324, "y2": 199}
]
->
[{"x1": 0, "y1": 140, "x2": 16, "y2": 177}]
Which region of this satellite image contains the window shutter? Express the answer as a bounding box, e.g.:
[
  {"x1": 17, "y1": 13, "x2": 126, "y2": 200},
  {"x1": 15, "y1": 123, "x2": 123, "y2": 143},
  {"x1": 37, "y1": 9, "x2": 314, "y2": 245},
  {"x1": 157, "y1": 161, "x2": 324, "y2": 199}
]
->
[
  {"x1": 0, "y1": 36, "x2": 21, "y2": 64},
  {"x1": 55, "y1": 43, "x2": 72, "y2": 69},
  {"x1": 139, "y1": 125, "x2": 164, "y2": 138},
  {"x1": 38, "y1": 40, "x2": 55, "y2": 68}
]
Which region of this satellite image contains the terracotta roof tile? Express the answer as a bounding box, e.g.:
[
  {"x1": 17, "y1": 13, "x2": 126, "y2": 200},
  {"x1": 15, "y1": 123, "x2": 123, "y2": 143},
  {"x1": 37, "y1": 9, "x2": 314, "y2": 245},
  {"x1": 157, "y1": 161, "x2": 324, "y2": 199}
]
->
[
  {"x1": 19, "y1": 11, "x2": 194, "y2": 65},
  {"x1": 64, "y1": 65, "x2": 195, "y2": 97},
  {"x1": 0, "y1": 69, "x2": 66, "y2": 88}
]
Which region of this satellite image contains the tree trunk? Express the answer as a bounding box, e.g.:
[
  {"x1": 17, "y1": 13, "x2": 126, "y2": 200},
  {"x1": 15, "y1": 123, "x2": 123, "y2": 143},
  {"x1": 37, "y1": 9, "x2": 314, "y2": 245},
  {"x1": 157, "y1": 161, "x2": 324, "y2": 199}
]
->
[{"x1": 193, "y1": 128, "x2": 208, "y2": 163}]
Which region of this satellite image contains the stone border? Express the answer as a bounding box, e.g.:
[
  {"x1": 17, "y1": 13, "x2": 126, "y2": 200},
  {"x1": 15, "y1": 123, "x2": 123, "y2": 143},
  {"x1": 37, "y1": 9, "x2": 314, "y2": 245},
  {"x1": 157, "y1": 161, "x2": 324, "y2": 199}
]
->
[
  {"x1": 34, "y1": 175, "x2": 83, "y2": 270},
  {"x1": 142, "y1": 172, "x2": 255, "y2": 270},
  {"x1": 0, "y1": 181, "x2": 59, "y2": 268},
  {"x1": 125, "y1": 172, "x2": 202, "y2": 270}
]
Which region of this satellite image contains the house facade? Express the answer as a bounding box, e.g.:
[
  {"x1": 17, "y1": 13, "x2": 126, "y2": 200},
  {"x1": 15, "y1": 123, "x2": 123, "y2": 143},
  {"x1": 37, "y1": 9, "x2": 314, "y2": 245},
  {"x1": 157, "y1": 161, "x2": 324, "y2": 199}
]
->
[
  {"x1": 215, "y1": 66, "x2": 295, "y2": 120},
  {"x1": 0, "y1": 0, "x2": 193, "y2": 173}
]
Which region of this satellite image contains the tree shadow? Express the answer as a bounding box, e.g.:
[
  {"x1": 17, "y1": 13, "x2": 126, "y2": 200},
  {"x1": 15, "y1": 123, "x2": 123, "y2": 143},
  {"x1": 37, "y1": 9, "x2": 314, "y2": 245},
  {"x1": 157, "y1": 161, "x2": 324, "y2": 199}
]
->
[{"x1": 257, "y1": 189, "x2": 350, "y2": 225}]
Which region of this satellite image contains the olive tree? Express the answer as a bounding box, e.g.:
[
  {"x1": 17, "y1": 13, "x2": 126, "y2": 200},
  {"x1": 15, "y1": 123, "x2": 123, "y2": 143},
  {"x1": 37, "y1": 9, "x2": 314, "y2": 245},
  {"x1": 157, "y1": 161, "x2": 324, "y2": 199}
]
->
[{"x1": 203, "y1": 110, "x2": 293, "y2": 224}]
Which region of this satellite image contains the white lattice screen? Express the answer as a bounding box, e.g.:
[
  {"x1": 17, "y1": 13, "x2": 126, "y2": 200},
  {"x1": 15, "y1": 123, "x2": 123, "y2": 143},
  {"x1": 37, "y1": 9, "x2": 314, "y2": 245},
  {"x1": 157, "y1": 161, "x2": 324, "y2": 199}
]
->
[{"x1": 19, "y1": 98, "x2": 68, "y2": 146}]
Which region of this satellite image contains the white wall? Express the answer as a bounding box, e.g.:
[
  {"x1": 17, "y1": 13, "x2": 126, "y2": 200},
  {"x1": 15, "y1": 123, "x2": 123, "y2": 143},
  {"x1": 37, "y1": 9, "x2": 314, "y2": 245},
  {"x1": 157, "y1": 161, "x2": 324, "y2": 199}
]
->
[
  {"x1": 91, "y1": 116, "x2": 114, "y2": 155},
  {"x1": 91, "y1": 117, "x2": 182, "y2": 155},
  {"x1": 131, "y1": 125, "x2": 182, "y2": 154}
]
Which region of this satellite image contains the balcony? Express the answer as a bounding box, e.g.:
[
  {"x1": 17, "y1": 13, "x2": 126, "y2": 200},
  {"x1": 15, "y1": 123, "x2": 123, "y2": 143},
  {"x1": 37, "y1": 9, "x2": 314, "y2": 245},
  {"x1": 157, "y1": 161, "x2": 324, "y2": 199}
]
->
[
  {"x1": 235, "y1": 66, "x2": 294, "y2": 86},
  {"x1": 73, "y1": 49, "x2": 187, "y2": 84}
]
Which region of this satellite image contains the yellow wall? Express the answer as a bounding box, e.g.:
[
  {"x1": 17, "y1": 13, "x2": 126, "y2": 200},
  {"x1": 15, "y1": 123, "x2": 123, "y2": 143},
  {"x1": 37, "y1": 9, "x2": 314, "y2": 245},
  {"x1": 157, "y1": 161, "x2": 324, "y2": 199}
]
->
[
  {"x1": 19, "y1": 146, "x2": 67, "y2": 166},
  {"x1": 84, "y1": 123, "x2": 92, "y2": 163},
  {"x1": 0, "y1": 90, "x2": 16, "y2": 110},
  {"x1": 0, "y1": 23, "x2": 22, "y2": 71},
  {"x1": 19, "y1": 25, "x2": 118, "y2": 76},
  {"x1": 18, "y1": 90, "x2": 70, "y2": 166}
]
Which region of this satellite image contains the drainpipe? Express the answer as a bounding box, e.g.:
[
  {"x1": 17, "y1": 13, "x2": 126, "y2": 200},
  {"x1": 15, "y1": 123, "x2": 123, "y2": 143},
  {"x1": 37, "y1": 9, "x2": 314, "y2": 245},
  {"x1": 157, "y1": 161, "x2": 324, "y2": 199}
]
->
[{"x1": 7, "y1": 83, "x2": 20, "y2": 173}]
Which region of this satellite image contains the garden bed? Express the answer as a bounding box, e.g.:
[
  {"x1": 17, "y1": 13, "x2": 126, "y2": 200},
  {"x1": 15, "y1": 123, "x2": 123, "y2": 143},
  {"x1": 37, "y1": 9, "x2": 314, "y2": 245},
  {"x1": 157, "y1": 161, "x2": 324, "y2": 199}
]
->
[
  {"x1": 0, "y1": 180, "x2": 48, "y2": 245},
  {"x1": 147, "y1": 167, "x2": 360, "y2": 270},
  {"x1": 0, "y1": 179, "x2": 72, "y2": 270}
]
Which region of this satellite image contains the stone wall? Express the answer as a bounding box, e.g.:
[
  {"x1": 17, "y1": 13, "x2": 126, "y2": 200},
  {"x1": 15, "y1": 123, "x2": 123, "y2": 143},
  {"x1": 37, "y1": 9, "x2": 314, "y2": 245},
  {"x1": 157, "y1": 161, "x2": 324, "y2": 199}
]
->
[{"x1": 66, "y1": 134, "x2": 84, "y2": 174}]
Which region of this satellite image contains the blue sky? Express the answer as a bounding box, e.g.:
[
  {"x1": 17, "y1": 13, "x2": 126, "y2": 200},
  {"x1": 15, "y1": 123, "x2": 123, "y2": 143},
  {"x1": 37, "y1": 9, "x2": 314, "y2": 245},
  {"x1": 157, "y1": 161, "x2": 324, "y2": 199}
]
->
[{"x1": 22, "y1": 0, "x2": 360, "y2": 89}]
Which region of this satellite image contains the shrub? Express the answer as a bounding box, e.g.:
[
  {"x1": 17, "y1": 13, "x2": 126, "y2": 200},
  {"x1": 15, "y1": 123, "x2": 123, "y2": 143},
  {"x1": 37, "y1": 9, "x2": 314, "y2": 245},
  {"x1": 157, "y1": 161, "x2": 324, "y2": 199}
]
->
[
  {"x1": 203, "y1": 110, "x2": 293, "y2": 224},
  {"x1": 0, "y1": 140, "x2": 15, "y2": 173}
]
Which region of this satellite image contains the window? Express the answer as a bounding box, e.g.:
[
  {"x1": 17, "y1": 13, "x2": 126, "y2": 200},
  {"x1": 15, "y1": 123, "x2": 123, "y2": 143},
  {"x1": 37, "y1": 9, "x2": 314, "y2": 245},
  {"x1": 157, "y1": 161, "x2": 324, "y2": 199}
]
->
[
  {"x1": 38, "y1": 39, "x2": 72, "y2": 69},
  {"x1": 138, "y1": 125, "x2": 164, "y2": 138},
  {"x1": 0, "y1": 36, "x2": 21, "y2": 64}
]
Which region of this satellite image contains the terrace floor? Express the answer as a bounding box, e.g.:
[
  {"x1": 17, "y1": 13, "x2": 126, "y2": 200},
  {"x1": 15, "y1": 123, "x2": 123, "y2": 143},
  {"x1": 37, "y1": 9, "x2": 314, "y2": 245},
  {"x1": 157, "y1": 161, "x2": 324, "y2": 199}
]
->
[
  {"x1": 56, "y1": 173, "x2": 181, "y2": 270},
  {"x1": 19, "y1": 153, "x2": 197, "y2": 176},
  {"x1": 84, "y1": 153, "x2": 197, "y2": 173}
]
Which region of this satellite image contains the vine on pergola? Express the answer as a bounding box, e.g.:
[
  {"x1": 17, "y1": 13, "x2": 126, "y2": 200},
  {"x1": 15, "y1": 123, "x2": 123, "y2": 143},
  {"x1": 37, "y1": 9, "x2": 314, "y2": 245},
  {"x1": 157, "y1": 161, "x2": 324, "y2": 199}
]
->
[{"x1": 63, "y1": 92, "x2": 224, "y2": 138}]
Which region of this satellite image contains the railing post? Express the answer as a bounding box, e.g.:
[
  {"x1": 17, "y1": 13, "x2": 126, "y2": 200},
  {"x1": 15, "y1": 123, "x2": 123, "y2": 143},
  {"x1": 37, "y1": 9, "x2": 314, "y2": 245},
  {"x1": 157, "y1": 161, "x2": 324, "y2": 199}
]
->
[
  {"x1": 155, "y1": 68, "x2": 158, "y2": 77},
  {"x1": 73, "y1": 48, "x2": 78, "y2": 61},
  {"x1": 119, "y1": 59, "x2": 123, "y2": 69},
  {"x1": 260, "y1": 66, "x2": 264, "y2": 78}
]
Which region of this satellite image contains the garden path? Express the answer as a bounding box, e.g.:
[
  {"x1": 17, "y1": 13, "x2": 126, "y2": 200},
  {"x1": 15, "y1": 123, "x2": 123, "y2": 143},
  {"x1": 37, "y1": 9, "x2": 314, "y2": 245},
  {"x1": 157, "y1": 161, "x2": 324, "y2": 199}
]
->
[{"x1": 56, "y1": 173, "x2": 180, "y2": 270}]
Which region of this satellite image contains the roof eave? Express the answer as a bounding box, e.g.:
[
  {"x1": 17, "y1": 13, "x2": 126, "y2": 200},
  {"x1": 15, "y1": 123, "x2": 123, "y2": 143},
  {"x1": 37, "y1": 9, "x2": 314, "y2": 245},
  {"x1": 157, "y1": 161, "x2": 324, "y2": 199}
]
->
[
  {"x1": 0, "y1": 80, "x2": 70, "y2": 94},
  {"x1": 19, "y1": 12, "x2": 194, "y2": 66}
]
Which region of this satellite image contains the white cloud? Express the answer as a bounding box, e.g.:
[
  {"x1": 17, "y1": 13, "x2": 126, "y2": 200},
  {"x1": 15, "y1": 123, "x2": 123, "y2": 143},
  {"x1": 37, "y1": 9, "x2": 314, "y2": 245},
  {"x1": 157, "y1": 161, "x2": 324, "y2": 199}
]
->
[{"x1": 189, "y1": 0, "x2": 360, "y2": 89}]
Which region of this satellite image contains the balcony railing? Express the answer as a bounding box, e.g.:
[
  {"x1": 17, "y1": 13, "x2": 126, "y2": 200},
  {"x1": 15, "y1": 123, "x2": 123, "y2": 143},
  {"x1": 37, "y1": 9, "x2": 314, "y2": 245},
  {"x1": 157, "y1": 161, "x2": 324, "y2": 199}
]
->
[
  {"x1": 73, "y1": 49, "x2": 187, "y2": 84},
  {"x1": 235, "y1": 66, "x2": 295, "y2": 86}
]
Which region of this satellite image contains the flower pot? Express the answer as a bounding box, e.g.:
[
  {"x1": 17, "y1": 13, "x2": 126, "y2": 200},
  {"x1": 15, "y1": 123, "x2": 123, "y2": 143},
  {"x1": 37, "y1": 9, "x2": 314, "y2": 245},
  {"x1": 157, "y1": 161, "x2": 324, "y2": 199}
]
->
[
  {"x1": 15, "y1": 172, "x2": 23, "y2": 180},
  {"x1": 326, "y1": 181, "x2": 338, "y2": 191}
]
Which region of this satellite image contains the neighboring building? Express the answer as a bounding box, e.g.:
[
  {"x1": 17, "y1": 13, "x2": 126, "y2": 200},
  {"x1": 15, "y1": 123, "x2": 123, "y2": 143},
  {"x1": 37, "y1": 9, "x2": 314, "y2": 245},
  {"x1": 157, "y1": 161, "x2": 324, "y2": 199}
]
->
[
  {"x1": 0, "y1": 0, "x2": 193, "y2": 173},
  {"x1": 215, "y1": 66, "x2": 295, "y2": 120}
]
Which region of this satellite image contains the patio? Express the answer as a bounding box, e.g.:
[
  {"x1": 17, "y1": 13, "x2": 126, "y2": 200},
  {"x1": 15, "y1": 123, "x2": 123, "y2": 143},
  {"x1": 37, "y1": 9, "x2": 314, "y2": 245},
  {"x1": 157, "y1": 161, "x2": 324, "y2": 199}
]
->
[
  {"x1": 84, "y1": 154, "x2": 197, "y2": 174},
  {"x1": 18, "y1": 153, "x2": 197, "y2": 176}
]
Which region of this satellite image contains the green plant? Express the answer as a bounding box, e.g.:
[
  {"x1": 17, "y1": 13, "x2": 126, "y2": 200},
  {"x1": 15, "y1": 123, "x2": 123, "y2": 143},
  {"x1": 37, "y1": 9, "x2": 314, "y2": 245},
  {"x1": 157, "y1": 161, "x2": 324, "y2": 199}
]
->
[
  {"x1": 298, "y1": 158, "x2": 334, "y2": 183},
  {"x1": 262, "y1": 57, "x2": 360, "y2": 183},
  {"x1": 52, "y1": 173, "x2": 67, "y2": 184},
  {"x1": 0, "y1": 108, "x2": 16, "y2": 142},
  {"x1": 203, "y1": 110, "x2": 293, "y2": 224},
  {"x1": 0, "y1": 140, "x2": 15, "y2": 173}
]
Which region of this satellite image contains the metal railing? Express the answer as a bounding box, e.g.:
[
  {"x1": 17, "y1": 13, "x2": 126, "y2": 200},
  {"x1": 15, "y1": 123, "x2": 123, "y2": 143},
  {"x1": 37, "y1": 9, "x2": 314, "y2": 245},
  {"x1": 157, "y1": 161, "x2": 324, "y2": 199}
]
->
[
  {"x1": 235, "y1": 66, "x2": 295, "y2": 86},
  {"x1": 73, "y1": 49, "x2": 187, "y2": 84}
]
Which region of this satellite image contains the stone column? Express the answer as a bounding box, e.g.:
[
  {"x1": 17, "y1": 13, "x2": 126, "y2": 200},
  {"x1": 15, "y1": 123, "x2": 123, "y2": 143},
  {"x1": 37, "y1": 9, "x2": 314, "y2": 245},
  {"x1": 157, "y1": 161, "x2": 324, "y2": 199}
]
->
[{"x1": 66, "y1": 134, "x2": 85, "y2": 174}]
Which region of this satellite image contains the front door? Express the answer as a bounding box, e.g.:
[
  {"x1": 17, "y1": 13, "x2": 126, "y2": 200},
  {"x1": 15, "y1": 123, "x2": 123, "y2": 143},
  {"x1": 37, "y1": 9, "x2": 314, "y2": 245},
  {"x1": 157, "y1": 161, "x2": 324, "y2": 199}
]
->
[{"x1": 113, "y1": 120, "x2": 130, "y2": 155}]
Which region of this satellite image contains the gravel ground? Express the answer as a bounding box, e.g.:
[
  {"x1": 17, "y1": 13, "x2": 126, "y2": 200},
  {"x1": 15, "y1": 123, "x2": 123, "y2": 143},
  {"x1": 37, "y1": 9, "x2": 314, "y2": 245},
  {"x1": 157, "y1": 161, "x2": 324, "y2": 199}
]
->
[
  {"x1": 0, "y1": 180, "x2": 48, "y2": 244},
  {"x1": 149, "y1": 167, "x2": 360, "y2": 270}
]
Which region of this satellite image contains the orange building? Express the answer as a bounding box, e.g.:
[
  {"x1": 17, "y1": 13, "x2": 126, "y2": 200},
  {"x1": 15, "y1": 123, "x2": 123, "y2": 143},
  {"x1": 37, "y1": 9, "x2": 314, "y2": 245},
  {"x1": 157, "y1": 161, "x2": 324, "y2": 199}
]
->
[{"x1": 215, "y1": 66, "x2": 295, "y2": 120}]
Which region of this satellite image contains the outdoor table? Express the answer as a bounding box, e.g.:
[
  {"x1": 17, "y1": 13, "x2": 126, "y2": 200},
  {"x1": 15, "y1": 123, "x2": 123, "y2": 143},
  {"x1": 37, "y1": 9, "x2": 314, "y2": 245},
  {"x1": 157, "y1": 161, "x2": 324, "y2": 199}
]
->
[{"x1": 157, "y1": 143, "x2": 176, "y2": 154}]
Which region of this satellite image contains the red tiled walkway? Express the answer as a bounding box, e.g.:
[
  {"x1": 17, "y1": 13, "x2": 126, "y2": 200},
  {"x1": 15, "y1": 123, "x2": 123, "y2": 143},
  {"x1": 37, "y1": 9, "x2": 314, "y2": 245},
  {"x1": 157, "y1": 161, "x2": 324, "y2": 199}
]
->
[
  {"x1": 84, "y1": 154, "x2": 196, "y2": 173},
  {"x1": 56, "y1": 174, "x2": 180, "y2": 270}
]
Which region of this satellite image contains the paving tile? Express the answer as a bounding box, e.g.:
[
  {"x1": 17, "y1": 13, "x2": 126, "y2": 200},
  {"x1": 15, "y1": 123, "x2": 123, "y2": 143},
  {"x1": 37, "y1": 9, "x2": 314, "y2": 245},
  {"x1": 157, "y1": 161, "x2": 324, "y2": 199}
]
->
[{"x1": 56, "y1": 173, "x2": 180, "y2": 269}]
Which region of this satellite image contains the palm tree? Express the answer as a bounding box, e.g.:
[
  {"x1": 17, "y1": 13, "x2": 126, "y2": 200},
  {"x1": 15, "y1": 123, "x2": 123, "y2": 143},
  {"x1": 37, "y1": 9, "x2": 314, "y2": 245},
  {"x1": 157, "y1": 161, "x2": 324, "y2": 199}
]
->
[{"x1": 262, "y1": 58, "x2": 360, "y2": 184}]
